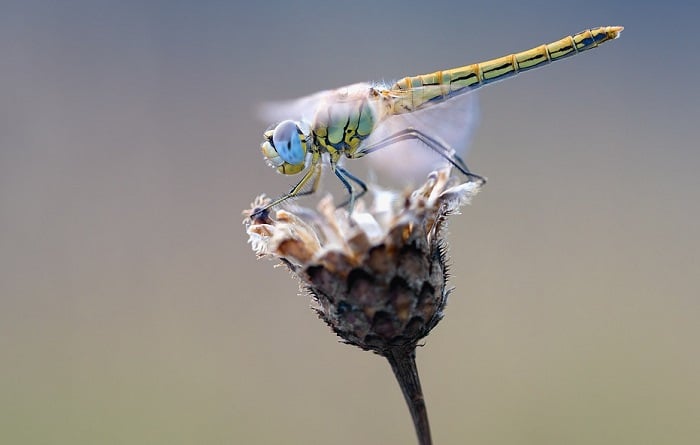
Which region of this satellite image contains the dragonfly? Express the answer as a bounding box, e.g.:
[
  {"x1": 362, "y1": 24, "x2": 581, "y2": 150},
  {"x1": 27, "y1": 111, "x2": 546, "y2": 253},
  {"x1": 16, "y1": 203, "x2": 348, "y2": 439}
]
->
[{"x1": 254, "y1": 26, "x2": 623, "y2": 217}]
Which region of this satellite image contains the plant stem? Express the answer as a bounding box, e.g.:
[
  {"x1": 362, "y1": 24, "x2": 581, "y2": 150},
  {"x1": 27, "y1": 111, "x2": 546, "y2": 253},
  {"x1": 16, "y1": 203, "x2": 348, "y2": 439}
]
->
[{"x1": 385, "y1": 346, "x2": 432, "y2": 445}]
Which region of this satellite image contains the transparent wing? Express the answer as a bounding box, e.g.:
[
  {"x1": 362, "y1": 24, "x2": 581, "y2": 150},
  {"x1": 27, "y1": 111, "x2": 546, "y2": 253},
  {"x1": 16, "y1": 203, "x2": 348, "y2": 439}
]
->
[
  {"x1": 257, "y1": 82, "x2": 375, "y2": 124},
  {"x1": 362, "y1": 87, "x2": 480, "y2": 182}
]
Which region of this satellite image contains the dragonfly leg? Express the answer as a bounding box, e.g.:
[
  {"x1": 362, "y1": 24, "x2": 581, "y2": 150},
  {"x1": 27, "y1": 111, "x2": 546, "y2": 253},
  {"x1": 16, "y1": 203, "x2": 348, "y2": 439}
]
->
[
  {"x1": 335, "y1": 166, "x2": 368, "y2": 210},
  {"x1": 290, "y1": 164, "x2": 323, "y2": 198},
  {"x1": 251, "y1": 163, "x2": 322, "y2": 218},
  {"x1": 356, "y1": 127, "x2": 486, "y2": 184}
]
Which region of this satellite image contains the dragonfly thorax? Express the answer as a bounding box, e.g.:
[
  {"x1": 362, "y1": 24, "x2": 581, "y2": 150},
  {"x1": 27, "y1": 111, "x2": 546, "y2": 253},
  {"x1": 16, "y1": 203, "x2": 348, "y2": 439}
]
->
[{"x1": 311, "y1": 89, "x2": 381, "y2": 160}]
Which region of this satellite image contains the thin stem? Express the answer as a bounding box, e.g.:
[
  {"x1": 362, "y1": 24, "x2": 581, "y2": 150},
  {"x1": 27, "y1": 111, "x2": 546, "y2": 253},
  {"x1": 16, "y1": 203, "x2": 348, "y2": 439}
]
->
[{"x1": 385, "y1": 346, "x2": 432, "y2": 445}]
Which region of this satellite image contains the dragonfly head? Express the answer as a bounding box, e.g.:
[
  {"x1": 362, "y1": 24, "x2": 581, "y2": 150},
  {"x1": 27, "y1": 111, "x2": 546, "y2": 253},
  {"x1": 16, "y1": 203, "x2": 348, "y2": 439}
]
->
[{"x1": 261, "y1": 120, "x2": 310, "y2": 175}]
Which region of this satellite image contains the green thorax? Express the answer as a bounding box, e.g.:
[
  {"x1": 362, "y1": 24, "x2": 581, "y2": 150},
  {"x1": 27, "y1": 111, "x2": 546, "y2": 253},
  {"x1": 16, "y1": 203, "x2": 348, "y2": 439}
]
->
[{"x1": 311, "y1": 91, "x2": 382, "y2": 160}]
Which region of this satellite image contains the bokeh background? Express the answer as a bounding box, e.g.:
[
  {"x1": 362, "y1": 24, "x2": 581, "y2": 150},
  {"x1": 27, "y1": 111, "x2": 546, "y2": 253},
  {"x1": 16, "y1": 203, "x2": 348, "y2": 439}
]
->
[{"x1": 2, "y1": 1, "x2": 698, "y2": 444}]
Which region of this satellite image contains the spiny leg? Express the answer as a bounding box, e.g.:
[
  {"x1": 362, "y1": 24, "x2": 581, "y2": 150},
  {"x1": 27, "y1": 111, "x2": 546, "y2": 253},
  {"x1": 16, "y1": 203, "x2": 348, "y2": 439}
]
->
[
  {"x1": 289, "y1": 164, "x2": 323, "y2": 199},
  {"x1": 356, "y1": 127, "x2": 486, "y2": 183},
  {"x1": 333, "y1": 167, "x2": 356, "y2": 213},
  {"x1": 335, "y1": 165, "x2": 368, "y2": 210},
  {"x1": 251, "y1": 163, "x2": 322, "y2": 219}
]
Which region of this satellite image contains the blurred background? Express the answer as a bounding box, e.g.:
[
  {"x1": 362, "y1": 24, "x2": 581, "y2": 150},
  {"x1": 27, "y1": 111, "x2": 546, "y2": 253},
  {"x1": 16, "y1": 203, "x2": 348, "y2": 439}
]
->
[{"x1": 1, "y1": 1, "x2": 698, "y2": 444}]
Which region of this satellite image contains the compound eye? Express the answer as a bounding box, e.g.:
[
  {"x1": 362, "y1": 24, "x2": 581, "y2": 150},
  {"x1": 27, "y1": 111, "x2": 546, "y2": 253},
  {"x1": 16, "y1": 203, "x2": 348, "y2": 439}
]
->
[{"x1": 272, "y1": 120, "x2": 306, "y2": 165}]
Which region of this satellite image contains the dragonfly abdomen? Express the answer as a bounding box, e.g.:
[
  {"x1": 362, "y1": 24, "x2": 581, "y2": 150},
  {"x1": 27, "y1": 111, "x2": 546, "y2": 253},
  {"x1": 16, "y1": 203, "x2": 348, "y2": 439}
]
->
[{"x1": 391, "y1": 26, "x2": 623, "y2": 113}]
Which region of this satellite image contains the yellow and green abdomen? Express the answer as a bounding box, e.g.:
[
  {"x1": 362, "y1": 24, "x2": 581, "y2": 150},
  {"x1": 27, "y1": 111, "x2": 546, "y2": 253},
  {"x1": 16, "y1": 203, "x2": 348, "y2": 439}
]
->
[{"x1": 391, "y1": 26, "x2": 623, "y2": 113}]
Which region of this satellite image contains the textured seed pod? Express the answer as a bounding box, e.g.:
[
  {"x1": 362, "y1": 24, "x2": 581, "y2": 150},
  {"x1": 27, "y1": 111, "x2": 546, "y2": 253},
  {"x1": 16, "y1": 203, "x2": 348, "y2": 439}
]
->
[{"x1": 245, "y1": 168, "x2": 483, "y2": 356}]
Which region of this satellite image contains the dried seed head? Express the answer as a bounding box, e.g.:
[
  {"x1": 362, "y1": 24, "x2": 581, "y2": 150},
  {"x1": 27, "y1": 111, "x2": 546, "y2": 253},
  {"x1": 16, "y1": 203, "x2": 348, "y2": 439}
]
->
[{"x1": 244, "y1": 168, "x2": 483, "y2": 355}]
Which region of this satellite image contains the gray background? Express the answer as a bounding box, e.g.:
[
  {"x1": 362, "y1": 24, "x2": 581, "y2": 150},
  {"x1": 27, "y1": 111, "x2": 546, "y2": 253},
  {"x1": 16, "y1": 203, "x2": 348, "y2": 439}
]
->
[{"x1": 2, "y1": 1, "x2": 698, "y2": 443}]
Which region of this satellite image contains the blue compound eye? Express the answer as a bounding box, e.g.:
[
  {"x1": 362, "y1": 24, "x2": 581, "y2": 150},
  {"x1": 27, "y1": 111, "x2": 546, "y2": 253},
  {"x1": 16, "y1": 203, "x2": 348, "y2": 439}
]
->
[{"x1": 272, "y1": 120, "x2": 306, "y2": 165}]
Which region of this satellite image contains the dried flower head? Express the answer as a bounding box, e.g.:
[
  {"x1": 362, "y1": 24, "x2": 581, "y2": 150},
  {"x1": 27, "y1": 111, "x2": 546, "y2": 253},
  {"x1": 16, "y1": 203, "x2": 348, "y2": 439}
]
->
[
  {"x1": 244, "y1": 168, "x2": 482, "y2": 355},
  {"x1": 244, "y1": 168, "x2": 483, "y2": 445}
]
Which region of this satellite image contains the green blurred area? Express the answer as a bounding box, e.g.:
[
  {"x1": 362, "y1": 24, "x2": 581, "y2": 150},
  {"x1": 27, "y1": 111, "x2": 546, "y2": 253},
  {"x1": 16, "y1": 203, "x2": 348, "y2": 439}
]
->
[{"x1": 1, "y1": 1, "x2": 698, "y2": 444}]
